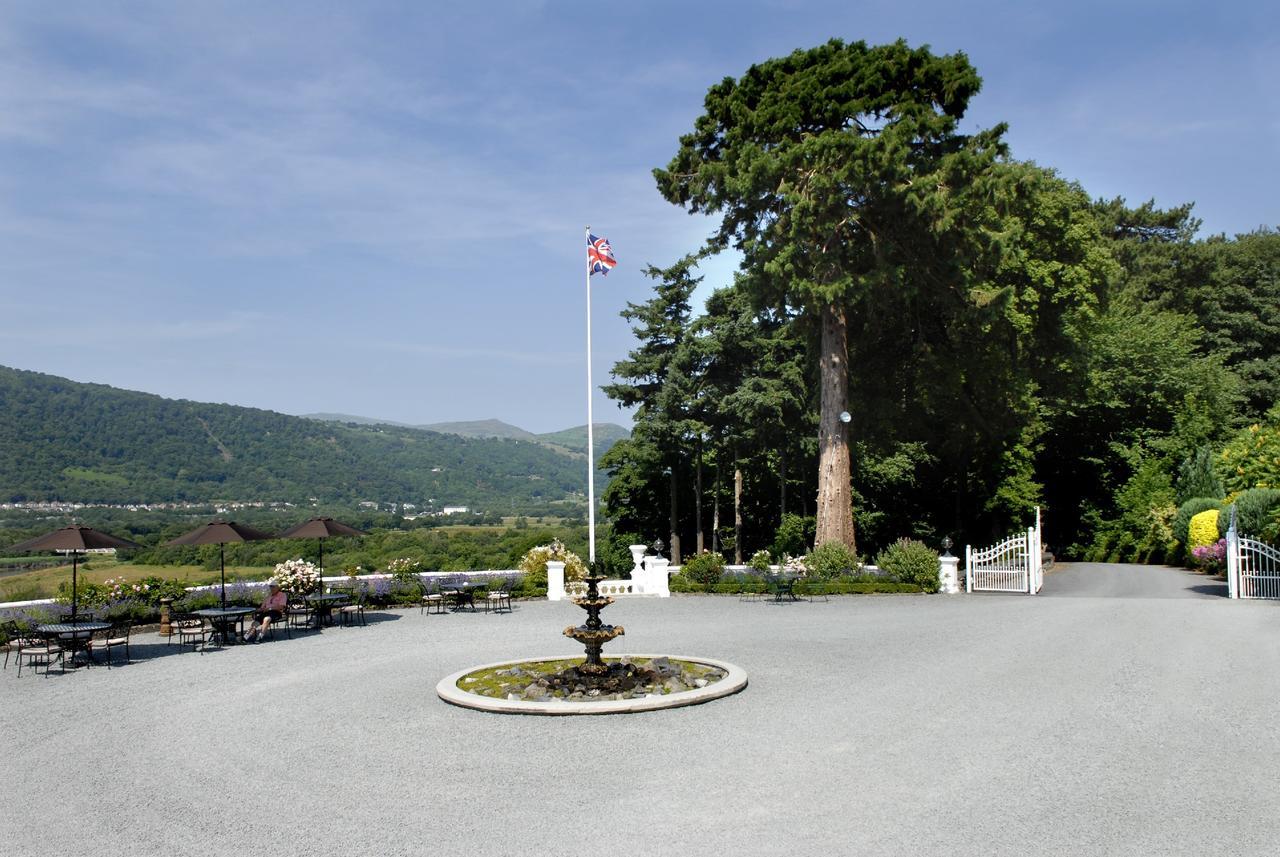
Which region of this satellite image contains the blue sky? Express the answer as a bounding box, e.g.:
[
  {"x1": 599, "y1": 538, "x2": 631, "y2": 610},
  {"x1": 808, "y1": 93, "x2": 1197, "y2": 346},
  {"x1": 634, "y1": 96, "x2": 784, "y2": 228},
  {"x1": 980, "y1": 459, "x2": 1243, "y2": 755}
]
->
[{"x1": 1, "y1": 2, "x2": 1275, "y2": 433}]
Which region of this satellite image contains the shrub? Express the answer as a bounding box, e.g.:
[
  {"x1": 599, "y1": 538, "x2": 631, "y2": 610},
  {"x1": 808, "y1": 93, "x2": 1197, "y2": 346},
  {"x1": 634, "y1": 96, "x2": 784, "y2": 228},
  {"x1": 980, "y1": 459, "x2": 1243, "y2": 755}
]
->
[
  {"x1": 270, "y1": 558, "x2": 321, "y2": 593},
  {"x1": 782, "y1": 554, "x2": 809, "y2": 576},
  {"x1": 385, "y1": 557, "x2": 423, "y2": 585},
  {"x1": 748, "y1": 549, "x2": 773, "y2": 573},
  {"x1": 667, "y1": 574, "x2": 701, "y2": 593},
  {"x1": 680, "y1": 551, "x2": 726, "y2": 587},
  {"x1": 1190, "y1": 538, "x2": 1227, "y2": 574},
  {"x1": 875, "y1": 538, "x2": 940, "y2": 593},
  {"x1": 1172, "y1": 497, "x2": 1223, "y2": 553},
  {"x1": 772, "y1": 513, "x2": 815, "y2": 558},
  {"x1": 1188, "y1": 509, "x2": 1220, "y2": 548},
  {"x1": 1217, "y1": 488, "x2": 1280, "y2": 538},
  {"x1": 517, "y1": 540, "x2": 587, "y2": 589},
  {"x1": 1176, "y1": 446, "x2": 1223, "y2": 503},
  {"x1": 1219, "y1": 409, "x2": 1280, "y2": 494},
  {"x1": 803, "y1": 542, "x2": 861, "y2": 580}
]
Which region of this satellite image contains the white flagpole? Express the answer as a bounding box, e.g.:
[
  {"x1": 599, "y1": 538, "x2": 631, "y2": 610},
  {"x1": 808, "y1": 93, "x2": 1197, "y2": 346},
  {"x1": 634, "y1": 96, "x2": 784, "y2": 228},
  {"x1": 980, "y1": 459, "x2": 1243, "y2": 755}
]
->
[{"x1": 585, "y1": 226, "x2": 597, "y2": 565}]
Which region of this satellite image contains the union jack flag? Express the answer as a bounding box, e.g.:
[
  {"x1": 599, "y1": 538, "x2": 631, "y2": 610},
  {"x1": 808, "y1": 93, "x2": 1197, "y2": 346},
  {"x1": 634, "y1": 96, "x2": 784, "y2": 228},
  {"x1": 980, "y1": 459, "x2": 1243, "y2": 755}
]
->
[{"x1": 587, "y1": 233, "x2": 617, "y2": 276}]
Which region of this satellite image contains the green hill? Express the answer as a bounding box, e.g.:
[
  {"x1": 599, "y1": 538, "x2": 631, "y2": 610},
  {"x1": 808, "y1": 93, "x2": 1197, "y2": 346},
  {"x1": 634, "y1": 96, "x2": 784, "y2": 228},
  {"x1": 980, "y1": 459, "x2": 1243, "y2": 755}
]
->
[
  {"x1": 0, "y1": 365, "x2": 601, "y2": 511},
  {"x1": 303, "y1": 412, "x2": 631, "y2": 458},
  {"x1": 537, "y1": 423, "x2": 631, "y2": 458},
  {"x1": 301, "y1": 412, "x2": 414, "y2": 428},
  {"x1": 419, "y1": 418, "x2": 536, "y2": 440}
]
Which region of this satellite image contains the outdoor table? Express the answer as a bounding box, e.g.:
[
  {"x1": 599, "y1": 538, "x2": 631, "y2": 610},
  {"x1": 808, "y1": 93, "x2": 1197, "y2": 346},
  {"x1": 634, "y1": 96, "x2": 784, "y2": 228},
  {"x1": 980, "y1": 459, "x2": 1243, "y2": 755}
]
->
[
  {"x1": 193, "y1": 607, "x2": 255, "y2": 646},
  {"x1": 305, "y1": 593, "x2": 349, "y2": 629},
  {"x1": 36, "y1": 622, "x2": 110, "y2": 668},
  {"x1": 446, "y1": 582, "x2": 479, "y2": 612},
  {"x1": 769, "y1": 577, "x2": 799, "y2": 603}
]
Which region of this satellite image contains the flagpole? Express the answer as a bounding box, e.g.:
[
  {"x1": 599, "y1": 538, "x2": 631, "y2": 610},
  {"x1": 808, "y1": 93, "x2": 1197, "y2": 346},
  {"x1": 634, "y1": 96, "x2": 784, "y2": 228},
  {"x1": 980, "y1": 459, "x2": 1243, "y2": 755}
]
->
[{"x1": 584, "y1": 226, "x2": 597, "y2": 565}]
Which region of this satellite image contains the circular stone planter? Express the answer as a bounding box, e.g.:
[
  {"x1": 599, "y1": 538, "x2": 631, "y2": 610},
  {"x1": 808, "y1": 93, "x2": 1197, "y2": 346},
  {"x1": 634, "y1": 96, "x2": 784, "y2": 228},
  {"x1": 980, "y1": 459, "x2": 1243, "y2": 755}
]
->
[{"x1": 437, "y1": 655, "x2": 748, "y2": 716}]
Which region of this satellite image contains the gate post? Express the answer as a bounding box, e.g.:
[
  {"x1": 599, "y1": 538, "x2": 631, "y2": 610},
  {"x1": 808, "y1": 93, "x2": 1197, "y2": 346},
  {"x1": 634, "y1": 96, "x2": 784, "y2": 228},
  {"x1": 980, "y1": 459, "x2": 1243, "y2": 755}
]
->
[
  {"x1": 1226, "y1": 522, "x2": 1240, "y2": 600},
  {"x1": 964, "y1": 544, "x2": 972, "y2": 593},
  {"x1": 1025, "y1": 529, "x2": 1033, "y2": 594}
]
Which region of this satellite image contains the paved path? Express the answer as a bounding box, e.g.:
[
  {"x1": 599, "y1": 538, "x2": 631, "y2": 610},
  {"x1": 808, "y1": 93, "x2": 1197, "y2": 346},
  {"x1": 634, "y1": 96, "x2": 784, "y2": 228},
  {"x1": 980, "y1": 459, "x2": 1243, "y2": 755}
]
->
[
  {"x1": 4, "y1": 568, "x2": 1277, "y2": 857},
  {"x1": 1042, "y1": 561, "x2": 1230, "y2": 599}
]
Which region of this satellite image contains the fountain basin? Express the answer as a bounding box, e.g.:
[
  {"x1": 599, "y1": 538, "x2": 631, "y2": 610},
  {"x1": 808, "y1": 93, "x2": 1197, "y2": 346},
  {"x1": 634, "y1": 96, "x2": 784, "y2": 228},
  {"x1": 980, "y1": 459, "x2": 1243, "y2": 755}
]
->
[{"x1": 437, "y1": 654, "x2": 748, "y2": 715}]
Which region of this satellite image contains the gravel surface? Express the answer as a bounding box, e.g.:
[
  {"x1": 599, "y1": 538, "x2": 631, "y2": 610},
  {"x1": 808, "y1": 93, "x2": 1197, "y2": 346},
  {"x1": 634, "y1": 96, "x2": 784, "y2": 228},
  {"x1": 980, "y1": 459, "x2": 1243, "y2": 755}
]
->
[{"x1": 4, "y1": 562, "x2": 1278, "y2": 857}]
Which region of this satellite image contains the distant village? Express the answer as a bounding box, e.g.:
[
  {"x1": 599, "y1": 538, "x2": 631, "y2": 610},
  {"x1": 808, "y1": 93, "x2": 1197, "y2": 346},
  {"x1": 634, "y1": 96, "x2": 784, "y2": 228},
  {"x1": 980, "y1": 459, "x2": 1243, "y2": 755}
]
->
[{"x1": 0, "y1": 499, "x2": 474, "y2": 519}]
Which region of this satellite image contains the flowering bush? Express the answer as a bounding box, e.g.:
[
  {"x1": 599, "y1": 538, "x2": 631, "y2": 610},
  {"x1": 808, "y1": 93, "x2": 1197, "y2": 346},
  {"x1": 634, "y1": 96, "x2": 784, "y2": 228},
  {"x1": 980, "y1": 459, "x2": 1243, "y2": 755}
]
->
[
  {"x1": 102, "y1": 576, "x2": 152, "y2": 601},
  {"x1": 385, "y1": 557, "x2": 422, "y2": 584},
  {"x1": 1188, "y1": 509, "x2": 1220, "y2": 549},
  {"x1": 782, "y1": 554, "x2": 809, "y2": 577},
  {"x1": 270, "y1": 558, "x2": 320, "y2": 593},
  {"x1": 1190, "y1": 538, "x2": 1227, "y2": 573},
  {"x1": 748, "y1": 549, "x2": 773, "y2": 573},
  {"x1": 1220, "y1": 410, "x2": 1280, "y2": 494},
  {"x1": 518, "y1": 540, "x2": 586, "y2": 588},
  {"x1": 343, "y1": 564, "x2": 364, "y2": 579}
]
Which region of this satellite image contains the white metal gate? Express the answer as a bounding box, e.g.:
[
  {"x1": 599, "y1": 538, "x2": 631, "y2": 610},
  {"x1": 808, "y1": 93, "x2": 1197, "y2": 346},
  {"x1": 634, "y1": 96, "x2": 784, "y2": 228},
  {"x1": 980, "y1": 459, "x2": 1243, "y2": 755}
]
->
[
  {"x1": 1226, "y1": 515, "x2": 1280, "y2": 600},
  {"x1": 966, "y1": 507, "x2": 1043, "y2": 594}
]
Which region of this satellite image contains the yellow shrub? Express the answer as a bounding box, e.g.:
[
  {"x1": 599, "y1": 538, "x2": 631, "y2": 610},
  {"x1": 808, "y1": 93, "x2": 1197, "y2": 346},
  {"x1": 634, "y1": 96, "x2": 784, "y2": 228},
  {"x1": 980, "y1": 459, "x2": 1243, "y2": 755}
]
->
[{"x1": 1188, "y1": 509, "x2": 1220, "y2": 548}]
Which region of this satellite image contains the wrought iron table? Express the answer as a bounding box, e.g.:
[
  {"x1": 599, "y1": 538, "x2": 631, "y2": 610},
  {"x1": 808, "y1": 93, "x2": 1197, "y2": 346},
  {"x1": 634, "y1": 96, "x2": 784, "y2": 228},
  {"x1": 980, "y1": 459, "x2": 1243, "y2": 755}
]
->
[
  {"x1": 193, "y1": 607, "x2": 255, "y2": 646},
  {"x1": 445, "y1": 582, "x2": 479, "y2": 612},
  {"x1": 305, "y1": 593, "x2": 350, "y2": 629},
  {"x1": 36, "y1": 622, "x2": 110, "y2": 668}
]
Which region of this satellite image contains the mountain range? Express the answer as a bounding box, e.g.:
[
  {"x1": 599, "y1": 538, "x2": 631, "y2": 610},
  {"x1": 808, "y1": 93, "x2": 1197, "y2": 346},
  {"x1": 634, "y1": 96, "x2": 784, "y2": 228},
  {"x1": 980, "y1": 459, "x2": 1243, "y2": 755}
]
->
[
  {"x1": 301, "y1": 413, "x2": 631, "y2": 454},
  {"x1": 0, "y1": 365, "x2": 628, "y2": 510}
]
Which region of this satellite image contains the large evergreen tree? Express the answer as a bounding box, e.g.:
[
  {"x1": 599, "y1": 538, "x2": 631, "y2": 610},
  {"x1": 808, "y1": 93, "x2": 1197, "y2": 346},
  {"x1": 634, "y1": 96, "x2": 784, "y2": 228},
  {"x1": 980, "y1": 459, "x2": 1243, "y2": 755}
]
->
[{"x1": 655, "y1": 39, "x2": 1007, "y2": 552}]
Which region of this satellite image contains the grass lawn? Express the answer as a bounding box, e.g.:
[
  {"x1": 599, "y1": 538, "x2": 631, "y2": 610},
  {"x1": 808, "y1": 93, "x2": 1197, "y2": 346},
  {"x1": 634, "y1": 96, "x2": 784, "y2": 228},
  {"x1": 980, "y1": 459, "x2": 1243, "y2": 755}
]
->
[{"x1": 0, "y1": 558, "x2": 273, "y2": 601}]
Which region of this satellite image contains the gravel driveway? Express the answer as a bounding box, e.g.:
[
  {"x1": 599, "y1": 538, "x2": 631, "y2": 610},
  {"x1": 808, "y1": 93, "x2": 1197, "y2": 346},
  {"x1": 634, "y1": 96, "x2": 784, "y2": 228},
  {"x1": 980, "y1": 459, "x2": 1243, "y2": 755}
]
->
[{"x1": 4, "y1": 563, "x2": 1277, "y2": 857}]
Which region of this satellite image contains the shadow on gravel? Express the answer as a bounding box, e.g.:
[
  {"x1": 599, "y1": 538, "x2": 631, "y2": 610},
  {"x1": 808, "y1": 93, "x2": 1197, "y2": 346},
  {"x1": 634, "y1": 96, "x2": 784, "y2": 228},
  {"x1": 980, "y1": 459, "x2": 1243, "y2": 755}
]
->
[{"x1": 1186, "y1": 582, "x2": 1230, "y2": 597}]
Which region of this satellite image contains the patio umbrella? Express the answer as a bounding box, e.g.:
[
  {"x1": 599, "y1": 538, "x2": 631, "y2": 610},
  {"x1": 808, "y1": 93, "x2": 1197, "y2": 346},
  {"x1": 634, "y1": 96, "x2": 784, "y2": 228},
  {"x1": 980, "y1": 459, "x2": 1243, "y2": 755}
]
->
[
  {"x1": 8, "y1": 526, "x2": 142, "y2": 621},
  {"x1": 165, "y1": 521, "x2": 273, "y2": 609},
  {"x1": 276, "y1": 517, "x2": 367, "y2": 593}
]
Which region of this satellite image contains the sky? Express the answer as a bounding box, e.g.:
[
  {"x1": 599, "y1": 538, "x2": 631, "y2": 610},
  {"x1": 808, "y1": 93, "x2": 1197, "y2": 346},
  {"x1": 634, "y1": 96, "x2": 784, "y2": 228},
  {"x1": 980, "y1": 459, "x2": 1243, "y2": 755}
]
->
[{"x1": 1, "y1": 1, "x2": 1276, "y2": 434}]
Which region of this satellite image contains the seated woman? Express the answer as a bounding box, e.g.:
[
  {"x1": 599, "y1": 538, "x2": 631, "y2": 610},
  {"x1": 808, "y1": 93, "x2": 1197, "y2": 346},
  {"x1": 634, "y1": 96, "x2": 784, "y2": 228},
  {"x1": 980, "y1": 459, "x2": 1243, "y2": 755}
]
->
[{"x1": 244, "y1": 583, "x2": 287, "y2": 642}]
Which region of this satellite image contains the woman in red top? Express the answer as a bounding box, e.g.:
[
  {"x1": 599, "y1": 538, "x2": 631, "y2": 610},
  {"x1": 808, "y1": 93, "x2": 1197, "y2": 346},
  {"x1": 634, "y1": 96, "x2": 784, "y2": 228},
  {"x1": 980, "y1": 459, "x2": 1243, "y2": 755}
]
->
[{"x1": 244, "y1": 583, "x2": 288, "y2": 642}]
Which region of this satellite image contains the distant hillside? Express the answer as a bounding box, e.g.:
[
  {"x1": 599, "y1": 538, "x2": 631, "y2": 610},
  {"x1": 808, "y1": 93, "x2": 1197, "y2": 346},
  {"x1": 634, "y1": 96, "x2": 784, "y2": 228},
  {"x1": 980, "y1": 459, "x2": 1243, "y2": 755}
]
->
[
  {"x1": 419, "y1": 418, "x2": 535, "y2": 440},
  {"x1": 302, "y1": 412, "x2": 413, "y2": 428},
  {"x1": 537, "y1": 423, "x2": 631, "y2": 457},
  {"x1": 0, "y1": 366, "x2": 602, "y2": 510},
  {"x1": 303, "y1": 412, "x2": 631, "y2": 458}
]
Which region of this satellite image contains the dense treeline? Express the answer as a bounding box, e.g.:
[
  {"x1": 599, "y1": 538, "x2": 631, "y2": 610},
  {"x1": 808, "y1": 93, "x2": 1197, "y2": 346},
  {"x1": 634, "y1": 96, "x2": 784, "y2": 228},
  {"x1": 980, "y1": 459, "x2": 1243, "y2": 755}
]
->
[
  {"x1": 602, "y1": 39, "x2": 1279, "y2": 563},
  {"x1": 0, "y1": 365, "x2": 610, "y2": 512}
]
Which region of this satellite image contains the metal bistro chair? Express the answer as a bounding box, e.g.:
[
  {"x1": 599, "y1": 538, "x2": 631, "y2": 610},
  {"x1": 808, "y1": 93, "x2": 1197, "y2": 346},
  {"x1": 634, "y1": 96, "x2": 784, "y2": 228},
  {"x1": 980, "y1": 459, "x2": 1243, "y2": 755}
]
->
[
  {"x1": 485, "y1": 577, "x2": 514, "y2": 613},
  {"x1": 286, "y1": 598, "x2": 313, "y2": 632},
  {"x1": 338, "y1": 588, "x2": 367, "y2": 627},
  {"x1": 799, "y1": 578, "x2": 829, "y2": 603},
  {"x1": 739, "y1": 576, "x2": 767, "y2": 602},
  {"x1": 171, "y1": 613, "x2": 208, "y2": 653},
  {"x1": 89, "y1": 618, "x2": 133, "y2": 667},
  {"x1": 7, "y1": 624, "x2": 62, "y2": 677},
  {"x1": 419, "y1": 577, "x2": 446, "y2": 615}
]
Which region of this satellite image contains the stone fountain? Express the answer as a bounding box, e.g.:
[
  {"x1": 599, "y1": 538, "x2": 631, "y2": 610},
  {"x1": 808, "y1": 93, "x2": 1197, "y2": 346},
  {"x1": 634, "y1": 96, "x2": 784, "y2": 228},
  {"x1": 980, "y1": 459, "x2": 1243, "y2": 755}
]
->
[
  {"x1": 436, "y1": 557, "x2": 748, "y2": 714},
  {"x1": 538, "y1": 572, "x2": 660, "y2": 695}
]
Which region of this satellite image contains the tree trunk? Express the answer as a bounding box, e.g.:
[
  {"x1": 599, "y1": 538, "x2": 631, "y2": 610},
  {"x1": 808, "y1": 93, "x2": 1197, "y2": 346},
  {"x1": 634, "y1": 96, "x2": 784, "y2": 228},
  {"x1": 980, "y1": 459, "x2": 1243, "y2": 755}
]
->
[
  {"x1": 779, "y1": 447, "x2": 787, "y2": 525},
  {"x1": 734, "y1": 450, "x2": 744, "y2": 565},
  {"x1": 712, "y1": 463, "x2": 721, "y2": 553},
  {"x1": 815, "y1": 301, "x2": 856, "y2": 553},
  {"x1": 695, "y1": 436, "x2": 704, "y2": 554},
  {"x1": 669, "y1": 466, "x2": 681, "y2": 565}
]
